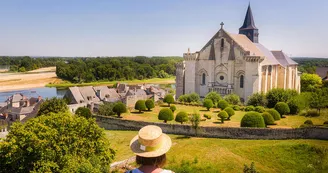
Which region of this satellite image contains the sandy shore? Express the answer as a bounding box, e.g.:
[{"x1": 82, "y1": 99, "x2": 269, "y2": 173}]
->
[{"x1": 0, "y1": 67, "x2": 61, "y2": 92}]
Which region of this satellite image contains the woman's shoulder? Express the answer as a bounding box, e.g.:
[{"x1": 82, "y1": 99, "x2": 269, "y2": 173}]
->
[{"x1": 161, "y1": 169, "x2": 174, "y2": 173}]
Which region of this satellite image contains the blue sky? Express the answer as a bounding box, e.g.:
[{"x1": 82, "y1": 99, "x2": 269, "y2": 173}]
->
[{"x1": 0, "y1": 0, "x2": 327, "y2": 57}]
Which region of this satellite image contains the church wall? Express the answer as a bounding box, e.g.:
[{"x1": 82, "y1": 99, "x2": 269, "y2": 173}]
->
[
  {"x1": 277, "y1": 65, "x2": 285, "y2": 89},
  {"x1": 244, "y1": 60, "x2": 261, "y2": 101},
  {"x1": 175, "y1": 62, "x2": 185, "y2": 99}
]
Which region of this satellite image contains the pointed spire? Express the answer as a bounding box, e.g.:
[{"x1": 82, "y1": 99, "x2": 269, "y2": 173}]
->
[{"x1": 239, "y1": 3, "x2": 257, "y2": 30}]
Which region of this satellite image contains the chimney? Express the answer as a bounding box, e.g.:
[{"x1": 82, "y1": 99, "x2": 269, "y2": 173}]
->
[{"x1": 25, "y1": 100, "x2": 30, "y2": 107}]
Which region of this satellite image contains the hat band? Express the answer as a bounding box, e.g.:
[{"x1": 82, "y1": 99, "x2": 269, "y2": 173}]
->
[{"x1": 138, "y1": 139, "x2": 162, "y2": 152}]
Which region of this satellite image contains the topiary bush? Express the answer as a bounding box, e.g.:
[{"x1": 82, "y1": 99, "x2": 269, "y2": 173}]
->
[
  {"x1": 158, "y1": 108, "x2": 174, "y2": 123},
  {"x1": 247, "y1": 92, "x2": 267, "y2": 107},
  {"x1": 135, "y1": 100, "x2": 146, "y2": 113},
  {"x1": 255, "y1": 106, "x2": 265, "y2": 113},
  {"x1": 306, "y1": 109, "x2": 320, "y2": 117},
  {"x1": 175, "y1": 111, "x2": 189, "y2": 124},
  {"x1": 163, "y1": 95, "x2": 175, "y2": 106},
  {"x1": 299, "y1": 110, "x2": 308, "y2": 116},
  {"x1": 170, "y1": 105, "x2": 177, "y2": 113},
  {"x1": 261, "y1": 112, "x2": 275, "y2": 126},
  {"x1": 112, "y1": 102, "x2": 127, "y2": 117},
  {"x1": 266, "y1": 88, "x2": 298, "y2": 108},
  {"x1": 218, "y1": 100, "x2": 229, "y2": 110},
  {"x1": 205, "y1": 91, "x2": 222, "y2": 105},
  {"x1": 274, "y1": 102, "x2": 290, "y2": 117},
  {"x1": 233, "y1": 105, "x2": 240, "y2": 111},
  {"x1": 218, "y1": 111, "x2": 228, "y2": 123},
  {"x1": 203, "y1": 114, "x2": 212, "y2": 119},
  {"x1": 240, "y1": 112, "x2": 265, "y2": 128},
  {"x1": 223, "y1": 94, "x2": 240, "y2": 105},
  {"x1": 224, "y1": 107, "x2": 235, "y2": 120},
  {"x1": 266, "y1": 109, "x2": 281, "y2": 120},
  {"x1": 287, "y1": 98, "x2": 300, "y2": 115},
  {"x1": 145, "y1": 99, "x2": 155, "y2": 111},
  {"x1": 245, "y1": 105, "x2": 255, "y2": 112},
  {"x1": 203, "y1": 99, "x2": 214, "y2": 111},
  {"x1": 304, "y1": 120, "x2": 313, "y2": 125}
]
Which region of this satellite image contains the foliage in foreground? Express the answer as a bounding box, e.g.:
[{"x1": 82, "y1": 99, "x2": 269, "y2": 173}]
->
[
  {"x1": 75, "y1": 107, "x2": 92, "y2": 119},
  {"x1": 0, "y1": 113, "x2": 115, "y2": 173},
  {"x1": 37, "y1": 97, "x2": 68, "y2": 116}
]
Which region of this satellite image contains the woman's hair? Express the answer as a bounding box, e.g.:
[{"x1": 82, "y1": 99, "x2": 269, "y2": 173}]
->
[{"x1": 136, "y1": 154, "x2": 166, "y2": 167}]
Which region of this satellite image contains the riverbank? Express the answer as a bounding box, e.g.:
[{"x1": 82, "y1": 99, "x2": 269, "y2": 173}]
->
[
  {"x1": 0, "y1": 67, "x2": 61, "y2": 92},
  {"x1": 46, "y1": 77, "x2": 176, "y2": 88}
]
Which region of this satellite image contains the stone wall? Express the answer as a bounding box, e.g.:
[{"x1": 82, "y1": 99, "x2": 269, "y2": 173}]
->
[{"x1": 96, "y1": 116, "x2": 328, "y2": 140}]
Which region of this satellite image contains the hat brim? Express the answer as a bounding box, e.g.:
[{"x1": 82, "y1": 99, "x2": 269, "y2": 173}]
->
[{"x1": 130, "y1": 133, "x2": 172, "y2": 158}]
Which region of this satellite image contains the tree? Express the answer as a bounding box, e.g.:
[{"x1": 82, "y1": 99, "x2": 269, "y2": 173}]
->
[
  {"x1": 224, "y1": 107, "x2": 235, "y2": 120},
  {"x1": 145, "y1": 99, "x2": 155, "y2": 111},
  {"x1": 170, "y1": 105, "x2": 177, "y2": 113},
  {"x1": 188, "y1": 92, "x2": 200, "y2": 103},
  {"x1": 309, "y1": 89, "x2": 328, "y2": 115},
  {"x1": 205, "y1": 91, "x2": 222, "y2": 105},
  {"x1": 203, "y1": 99, "x2": 214, "y2": 111},
  {"x1": 244, "y1": 162, "x2": 259, "y2": 173},
  {"x1": 224, "y1": 94, "x2": 240, "y2": 105},
  {"x1": 247, "y1": 92, "x2": 267, "y2": 107},
  {"x1": 218, "y1": 111, "x2": 228, "y2": 123},
  {"x1": 0, "y1": 112, "x2": 115, "y2": 173},
  {"x1": 135, "y1": 100, "x2": 146, "y2": 113},
  {"x1": 98, "y1": 102, "x2": 116, "y2": 116},
  {"x1": 301, "y1": 73, "x2": 322, "y2": 92},
  {"x1": 112, "y1": 102, "x2": 127, "y2": 118},
  {"x1": 175, "y1": 111, "x2": 188, "y2": 124},
  {"x1": 274, "y1": 102, "x2": 290, "y2": 117},
  {"x1": 254, "y1": 106, "x2": 265, "y2": 113},
  {"x1": 158, "y1": 108, "x2": 174, "y2": 123},
  {"x1": 241, "y1": 112, "x2": 265, "y2": 128},
  {"x1": 245, "y1": 105, "x2": 255, "y2": 112},
  {"x1": 190, "y1": 112, "x2": 201, "y2": 136},
  {"x1": 75, "y1": 107, "x2": 92, "y2": 119},
  {"x1": 163, "y1": 95, "x2": 174, "y2": 106},
  {"x1": 262, "y1": 112, "x2": 275, "y2": 127},
  {"x1": 266, "y1": 89, "x2": 298, "y2": 108},
  {"x1": 266, "y1": 109, "x2": 281, "y2": 121},
  {"x1": 218, "y1": 100, "x2": 229, "y2": 110},
  {"x1": 37, "y1": 97, "x2": 68, "y2": 116}
]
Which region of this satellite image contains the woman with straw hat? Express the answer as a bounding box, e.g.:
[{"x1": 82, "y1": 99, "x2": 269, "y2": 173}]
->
[{"x1": 127, "y1": 125, "x2": 174, "y2": 173}]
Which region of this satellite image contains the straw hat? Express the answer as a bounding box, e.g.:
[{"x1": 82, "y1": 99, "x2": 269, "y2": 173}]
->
[{"x1": 130, "y1": 125, "x2": 172, "y2": 157}]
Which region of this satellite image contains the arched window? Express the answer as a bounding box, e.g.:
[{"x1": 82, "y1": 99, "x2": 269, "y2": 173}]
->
[
  {"x1": 240, "y1": 75, "x2": 244, "y2": 88},
  {"x1": 221, "y1": 39, "x2": 224, "y2": 48},
  {"x1": 202, "y1": 73, "x2": 206, "y2": 85}
]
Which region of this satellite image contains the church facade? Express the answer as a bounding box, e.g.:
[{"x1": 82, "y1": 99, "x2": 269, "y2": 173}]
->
[{"x1": 176, "y1": 5, "x2": 301, "y2": 102}]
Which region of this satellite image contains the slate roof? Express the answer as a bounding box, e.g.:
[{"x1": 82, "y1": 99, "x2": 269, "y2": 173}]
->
[
  {"x1": 11, "y1": 93, "x2": 27, "y2": 102},
  {"x1": 79, "y1": 86, "x2": 100, "y2": 102},
  {"x1": 255, "y1": 44, "x2": 280, "y2": 66},
  {"x1": 271, "y1": 51, "x2": 298, "y2": 67},
  {"x1": 117, "y1": 83, "x2": 128, "y2": 93},
  {"x1": 239, "y1": 4, "x2": 258, "y2": 30},
  {"x1": 68, "y1": 87, "x2": 85, "y2": 103},
  {"x1": 93, "y1": 86, "x2": 120, "y2": 100},
  {"x1": 126, "y1": 89, "x2": 147, "y2": 97},
  {"x1": 316, "y1": 67, "x2": 328, "y2": 79}
]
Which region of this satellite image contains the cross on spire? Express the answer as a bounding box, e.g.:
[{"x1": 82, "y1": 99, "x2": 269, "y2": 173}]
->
[{"x1": 220, "y1": 22, "x2": 224, "y2": 29}]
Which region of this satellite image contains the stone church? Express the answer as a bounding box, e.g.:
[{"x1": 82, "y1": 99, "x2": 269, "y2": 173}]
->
[{"x1": 176, "y1": 4, "x2": 300, "y2": 102}]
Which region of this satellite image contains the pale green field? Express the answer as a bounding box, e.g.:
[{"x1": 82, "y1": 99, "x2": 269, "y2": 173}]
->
[
  {"x1": 122, "y1": 104, "x2": 328, "y2": 128},
  {"x1": 107, "y1": 130, "x2": 328, "y2": 173}
]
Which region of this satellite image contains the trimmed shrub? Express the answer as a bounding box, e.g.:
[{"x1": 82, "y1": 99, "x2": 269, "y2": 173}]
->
[
  {"x1": 247, "y1": 92, "x2": 267, "y2": 107},
  {"x1": 158, "y1": 108, "x2": 174, "y2": 123},
  {"x1": 135, "y1": 100, "x2": 146, "y2": 113},
  {"x1": 299, "y1": 110, "x2": 308, "y2": 116},
  {"x1": 323, "y1": 121, "x2": 328, "y2": 126},
  {"x1": 274, "y1": 102, "x2": 290, "y2": 117},
  {"x1": 304, "y1": 120, "x2": 313, "y2": 125},
  {"x1": 223, "y1": 94, "x2": 240, "y2": 105},
  {"x1": 203, "y1": 99, "x2": 214, "y2": 111},
  {"x1": 205, "y1": 91, "x2": 222, "y2": 105},
  {"x1": 245, "y1": 106, "x2": 255, "y2": 112},
  {"x1": 306, "y1": 109, "x2": 320, "y2": 117},
  {"x1": 262, "y1": 112, "x2": 275, "y2": 126},
  {"x1": 224, "y1": 107, "x2": 235, "y2": 120},
  {"x1": 203, "y1": 114, "x2": 212, "y2": 119},
  {"x1": 266, "y1": 109, "x2": 281, "y2": 120},
  {"x1": 266, "y1": 88, "x2": 298, "y2": 108},
  {"x1": 218, "y1": 100, "x2": 229, "y2": 110},
  {"x1": 145, "y1": 99, "x2": 155, "y2": 111},
  {"x1": 218, "y1": 111, "x2": 228, "y2": 123},
  {"x1": 112, "y1": 102, "x2": 127, "y2": 117},
  {"x1": 254, "y1": 106, "x2": 265, "y2": 113},
  {"x1": 170, "y1": 105, "x2": 177, "y2": 113},
  {"x1": 233, "y1": 105, "x2": 240, "y2": 111},
  {"x1": 163, "y1": 95, "x2": 174, "y2": 106},
  {"x1": 75, "y1": 107, "x2": 92, "y2": 119},
  {"x1": 287, "y1": 98, "x2": 300, "y2": 115},
  {"x1": 240, "y1": 112, "x2": 265, "y2": 128},
  {"x1": 175, "y1": 111, "x2": 188, "y2": 124}
]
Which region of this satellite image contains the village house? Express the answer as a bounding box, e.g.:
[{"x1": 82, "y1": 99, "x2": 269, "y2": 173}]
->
[{"x1": 176, "y1": 4, "x2": 300, "y2": 102}]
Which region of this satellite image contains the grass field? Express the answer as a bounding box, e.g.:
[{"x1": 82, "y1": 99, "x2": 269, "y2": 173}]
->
[
  {"x1": 46, "y1": 77, "x2": 175, "y2": 88},
  {"x1": 106, "y1": 130, "x2": 328, "y2": 173},
  {"x1": 121, "y1": 104, "x2": 328, "y2": 128}
]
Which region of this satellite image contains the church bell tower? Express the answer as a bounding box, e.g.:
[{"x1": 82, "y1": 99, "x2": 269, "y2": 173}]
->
[{"x1": 239, "y1": 4, "x2": 259, "y2": 43}]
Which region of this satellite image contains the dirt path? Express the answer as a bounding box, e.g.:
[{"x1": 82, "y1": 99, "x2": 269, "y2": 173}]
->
[{"x1": 0, "y1": 67, "x2": 61, "y2": 92}]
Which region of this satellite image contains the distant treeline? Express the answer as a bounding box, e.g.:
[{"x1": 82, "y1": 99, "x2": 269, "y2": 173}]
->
[
  {"x1": 56, "y1": 56, "x2": 183, "y2": 83},
  {"x1": 292, "y1": 57, "x2": 328, "y2": 74},
  {"x1": 0, "y1": 56, "x2": 63, "y2": 72}
]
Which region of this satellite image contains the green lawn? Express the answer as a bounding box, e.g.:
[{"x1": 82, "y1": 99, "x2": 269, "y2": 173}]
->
[
  {"x1": 122, "y1": 104, "x2": 328, "y2": 128},
  {"x1": 106, "y1": 130, "x2": 328, "y2": 173},
  {"x1": 46, "y1": 77, "x2": 175, "y2": 88}
]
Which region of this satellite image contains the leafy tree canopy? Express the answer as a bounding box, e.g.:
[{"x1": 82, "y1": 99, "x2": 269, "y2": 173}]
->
[{"x1": 37, "y1": 97, "x2": 68, "y2": 116}]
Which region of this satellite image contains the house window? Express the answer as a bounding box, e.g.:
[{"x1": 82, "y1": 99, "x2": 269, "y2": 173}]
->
[
  {"x1": 202, "y1": 73, "x2": 206, "y2": 85},
  {"x1": 221, "y1": 39, "x2": 224, "y2": 48},
  {"x1": 240, "y1": 75, "x2": 244, "y2": 88}
]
